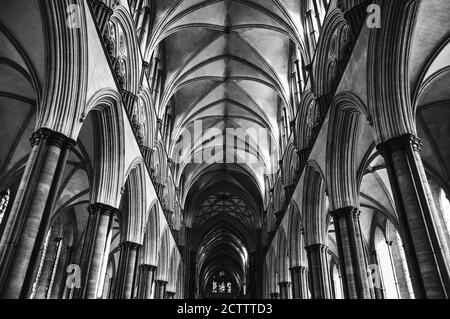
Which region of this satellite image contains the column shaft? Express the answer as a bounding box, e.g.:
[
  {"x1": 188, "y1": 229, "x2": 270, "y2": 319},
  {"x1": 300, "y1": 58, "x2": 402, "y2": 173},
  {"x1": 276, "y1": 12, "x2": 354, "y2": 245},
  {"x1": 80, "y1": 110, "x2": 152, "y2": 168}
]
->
[
  {"x1": 377, "y1": 134, "x2": 450, "y2": 298},
  {"x1": 154, "y1": 280, "x2": 167, "y2": 299},
  {"x1": 78, "y1": 203, "x2": 117, "y2": 299},
  {"x1": 113, "y1": 241, "x2": 141, "y2": 299},
  {"x1": 278, "y1": 282, "x2": 291, "y2": 299},
  {"x1": 0, "y1": 128, "x2": 75, "y2": 299},
  {"x1": 331, "y1": 207, "x2": 371, "y2": 299},
  {"x1": 137, "y1": 264, "x2": 157, "y2": 299},
  {"x1": 306, "y1": 244, "x2": 332, "y2": 299},
  {"x1": 290, "y1": 266, "x2": 309, "y2": 299}
]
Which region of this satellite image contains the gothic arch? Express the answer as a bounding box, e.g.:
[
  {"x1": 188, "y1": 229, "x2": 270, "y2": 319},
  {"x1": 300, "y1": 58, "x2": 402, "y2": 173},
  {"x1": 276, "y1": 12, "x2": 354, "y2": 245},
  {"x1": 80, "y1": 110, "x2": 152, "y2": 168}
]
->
[
  {"x1": 267, "y1": 246, "x2": 278, "y2": 294},
  {"x1": 296, "y1": 90, "x2": 320, "y2": 151},
  {"x1": 141, "y1": 200, "x2": 160, "y2": 267},
  {"x1": 313, "y1": 7, "x2": 349, "y2": 98},
  {"x1": 137, "y1": 88, "x2": 157, "y2": 148},
  {"x1": 276, "y1": 227, "x2": 289, "y2": 283},
  {"x1": 367, "y1": 0, "x2": 419, "y2": 143},
  {"x1": 167, "y1": 246, "x2": 179, "y2": 293},
  {"x1": 121, "y1": 158, "x2": 147, "y2": 244},
  {"x1": 156, "y1": 226, "x2": 171, "y2": 282},
  {"x1": 326, "y1": 92, "x2": 371, "y2": 210},
  {"x1": 109, "y1": 4, "x2": 141, "y2": 95},
  {"x1": 287, "y1": 202, "x2": 304, "y2": 268},
  {"x1": 84, "y1": 89, "x2": 126, "y2": 208},
  {"x1": 39, "y1": 0, "x2": 89, "y2": 139},
  {"x1": 303, "y1": 161, "x2": 328, "y2": 246}
]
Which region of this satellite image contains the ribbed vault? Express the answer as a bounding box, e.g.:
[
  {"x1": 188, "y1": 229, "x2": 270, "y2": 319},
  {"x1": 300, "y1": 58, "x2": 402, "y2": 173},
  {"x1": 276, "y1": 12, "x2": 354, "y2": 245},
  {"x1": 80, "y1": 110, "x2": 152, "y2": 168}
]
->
[{"x1": 150, "y1": 0, "x2": 304, "y2": 300}]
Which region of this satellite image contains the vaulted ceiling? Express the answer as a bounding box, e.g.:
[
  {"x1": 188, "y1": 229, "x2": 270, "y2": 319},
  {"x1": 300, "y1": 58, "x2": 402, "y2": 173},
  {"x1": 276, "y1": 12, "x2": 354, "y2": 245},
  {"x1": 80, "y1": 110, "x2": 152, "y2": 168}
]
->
[
  {"x1": 150, "y1": 0, "x2": 304, "y2": 295},
  {"x1": 150, "y1": 0, "x2": 303, "y2": 193}
]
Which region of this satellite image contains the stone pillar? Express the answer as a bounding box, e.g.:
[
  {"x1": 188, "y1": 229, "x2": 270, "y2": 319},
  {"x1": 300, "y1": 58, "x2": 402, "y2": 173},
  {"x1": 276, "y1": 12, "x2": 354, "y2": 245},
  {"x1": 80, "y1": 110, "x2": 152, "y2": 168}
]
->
[
  {"x1": 137, "y1": 264, "x2": 157, "y2": 299},
  {"x1": 154, "y1": 280, "x2": 167, "y2": 299},
  {"x1": 77, "y1": 203, "x2": 117, "y2": 299},
  {"x1": 0, "y1": 128, "x2": 75, "y2": 299},
  {"x1": 377, "y1": 134, "x2": 450, "y2": 298},
  {"x1": 278, "y1": 282, "x2": 291, "y2": 299},
  {"x1": 290, "y1": 266, "x2": 309, "y2": 299},
  {"x1": 305, "y1": 244, "x2": 332, "y2": 299},
  {"x1": 331, "y1": 206, "x2": 371, "y2": 299},
  {"x1": 113, "y1": 242, "x2": 141, "y2": 299}
]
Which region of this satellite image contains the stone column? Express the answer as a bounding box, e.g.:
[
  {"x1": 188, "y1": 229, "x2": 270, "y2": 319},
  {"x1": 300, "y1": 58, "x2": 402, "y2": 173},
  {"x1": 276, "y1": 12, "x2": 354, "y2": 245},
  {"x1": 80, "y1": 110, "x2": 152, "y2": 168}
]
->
[
  {"x1": 377, "y1": 134, "x2": 450, "y2": 298},
  {"x1": 290, "y1": 266, "x2": 309, "y2": 299},
  {"x1": 154, "y1": 280, "x2": 167, "y2": 299},
  {"x1": 331, "y1": 207, "x2": 371, "y2": 299},
  {"x1": 305, "y1": 244, "x2": 332, "y2": 299},
  {"x1": 137, "y1": 264, "x2": 157, "y2": 299},
  {"x1": 0, "y1": 128, "x2": 75, "y2": 299},
  {"x1": 278, "y1": 282, "x2": 291, "y2": 299},
  {"x1": 78, "y1": 203, "x2": 118, "y2": 299},
  {"x1": 113, "y1": 242, "x2": 141, "y2": 299}
]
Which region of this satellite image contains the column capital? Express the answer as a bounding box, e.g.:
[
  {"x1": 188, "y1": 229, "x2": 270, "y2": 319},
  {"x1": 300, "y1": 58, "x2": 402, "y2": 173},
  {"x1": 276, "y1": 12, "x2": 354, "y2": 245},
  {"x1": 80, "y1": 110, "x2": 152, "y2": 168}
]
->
[
  {"x1": 330, "y1": 206, "x2": 360, "y2": 220},
  {"x1": 88, "y1": 203, "x2": 120, "y2": 217},
  {"x1": 278, "y1": 281, "x2": 291, "y2": 286},
  {"x1": 289, "y1": 265, "x2": 308, "y2": 273},
  {"x1": 139, "y1": 264, "x2": 158, "y2": 271},
  {"x1": 119, "y1": 241, "x2": 143, "y2": 250},
  {"x1": 30, "y1": 128, "x2": 76, "y2": 149},
  {"x1": 305, "y1": 243, "x2": 328, "y2": 253},
  {"x1": 376, "y1": 133, "x2": 422, "y2": 155}
]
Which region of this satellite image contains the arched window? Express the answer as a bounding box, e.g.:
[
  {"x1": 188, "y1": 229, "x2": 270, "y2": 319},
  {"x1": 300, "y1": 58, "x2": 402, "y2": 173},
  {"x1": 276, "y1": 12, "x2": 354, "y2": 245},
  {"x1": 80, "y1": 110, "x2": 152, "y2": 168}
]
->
[{"x1": 0, "y1": 189, "x2": 10, "y2": 225}]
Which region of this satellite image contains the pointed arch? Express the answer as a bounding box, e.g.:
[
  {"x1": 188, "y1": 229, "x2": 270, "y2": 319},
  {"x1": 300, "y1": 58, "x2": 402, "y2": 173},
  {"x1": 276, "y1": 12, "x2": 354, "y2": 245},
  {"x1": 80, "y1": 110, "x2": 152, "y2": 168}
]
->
[
  {"x1": 303, "y1": 160, "x2": 328, "y2": 246},
  {"x1": 84, "y1": 89, "x2": 126, "y2": 208}
]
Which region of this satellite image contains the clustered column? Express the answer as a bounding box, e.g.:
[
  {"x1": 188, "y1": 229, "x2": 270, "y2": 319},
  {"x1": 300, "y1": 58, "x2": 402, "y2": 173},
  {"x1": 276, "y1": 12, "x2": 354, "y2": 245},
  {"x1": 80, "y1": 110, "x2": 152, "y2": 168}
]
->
[
  {"x1": 75, "y1": 203, "x2": 118, "y2": 299},
  {"x1": 278, "y1": 281, "x2": 291, "y2": 299},
  {"x1": 0, "y1": 128, "x2": 75, "y2": 299},
  {"x1": 305, "y1": 243, "x2": 332, "y2": 299},
  {"x1": 113, "y1": 241, "x2": 142, "y2": 299},
  {"x1": 154, "y1": 280, "x2": 168, "y2": 299},
  {"x1": 290, "y1": 266, "x2": 309, "y2": 299},
  {"x1": 330, "y1": 206, "x2": 371, "y2": 299},
  {"x1": 137, "y1": 264, "x2": 157, "y2": 299},
  {"x1": 377, "y1": 134, "x2": 450, "y2": 298}
]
